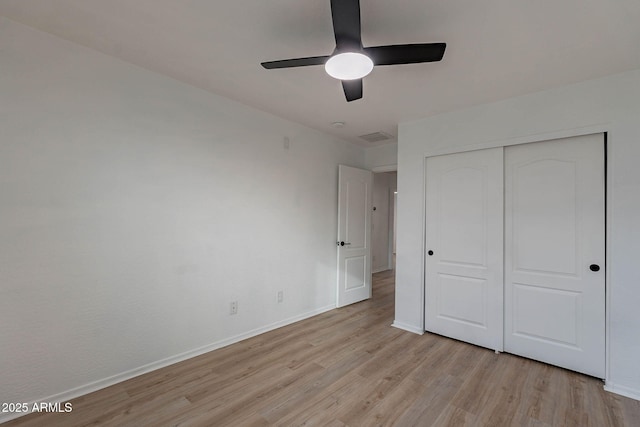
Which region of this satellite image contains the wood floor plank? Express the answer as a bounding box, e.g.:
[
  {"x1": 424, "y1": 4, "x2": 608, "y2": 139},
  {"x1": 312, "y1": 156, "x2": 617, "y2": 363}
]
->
[
  {"x1": 472, "y1": 353, "x2": 528, "y2": 426},
  {"x1": 431, "y1": 404, "x2": 477, "y2": 427},
  {"x1": 169, "y1": 362, "x2": 325, "y2": 427},
  {"x1": 4, "y1": 268, "x2": 640, "y2": 426},
  {"x1": 347, "y1": 377, "x2": 427, "y2": 427},
  {"x1": 394, "y1": 373, "x2": 465, "y2": 426},
  {"x1": 259, "y1": 352, "x2": 375, "y2": 424}
]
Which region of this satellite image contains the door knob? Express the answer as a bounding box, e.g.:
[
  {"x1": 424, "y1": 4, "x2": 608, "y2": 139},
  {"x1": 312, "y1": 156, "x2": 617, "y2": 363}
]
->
[
  {"x1": 428, "y1": 250, "x2": 434, "y2": 256},
  {"x1": 589, "y1": 264, "x2": 600, "y2": 272},
  {"x1": 337, "y1": 241, "x2": 352, "y2": 246}
]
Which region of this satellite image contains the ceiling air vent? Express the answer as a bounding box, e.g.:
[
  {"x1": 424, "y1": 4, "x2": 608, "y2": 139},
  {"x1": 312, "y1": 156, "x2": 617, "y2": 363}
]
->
[{"x1": 358, "y1": 132, "x2": 393, "y2": 143}]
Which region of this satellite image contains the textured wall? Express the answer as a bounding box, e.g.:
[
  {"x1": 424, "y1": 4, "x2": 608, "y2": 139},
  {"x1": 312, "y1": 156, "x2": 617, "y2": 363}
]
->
[
  {"x1": 365, "y1": 144, "x2": 397, "y2": 170},
  {"x1": 0, "y1": 17, "x2": 364, "y2": 413}
]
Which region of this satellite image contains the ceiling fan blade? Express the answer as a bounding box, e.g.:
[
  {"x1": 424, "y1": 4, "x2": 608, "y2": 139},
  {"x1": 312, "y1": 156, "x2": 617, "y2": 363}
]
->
[
  {"x1": 364, "y1": 43, "x2": 446, "y2": 66},
  {"x1": 261, "y1": 55, "x2": 331, "y2": 69},
  {"x1": 330, "y1": 0, "x2": 362, "y2": 50},
  {"x1": 342, "y1": 79, "x2": 363, "y2": 102}
]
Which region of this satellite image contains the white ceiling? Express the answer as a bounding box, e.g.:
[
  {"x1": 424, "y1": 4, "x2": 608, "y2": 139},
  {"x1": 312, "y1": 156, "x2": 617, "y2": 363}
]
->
[{"x1": 2, "y1": 0, "x2": 640, "y2": 146}]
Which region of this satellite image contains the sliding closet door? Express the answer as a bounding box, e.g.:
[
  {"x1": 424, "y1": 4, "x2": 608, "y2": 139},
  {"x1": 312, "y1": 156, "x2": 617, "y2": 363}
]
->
[
  {"x1": 504, "y1": 134, "x2": 605, "y2": 378},
  {"x1": 425, "y1": 148, "x2": 504, "y2": 351}
]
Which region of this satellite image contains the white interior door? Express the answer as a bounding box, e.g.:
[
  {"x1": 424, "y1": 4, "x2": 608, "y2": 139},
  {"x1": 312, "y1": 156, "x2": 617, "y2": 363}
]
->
[
  {"x1": 504, "y1": 134, "x2": 605, "y2": 378},
  {"x1": 337, "y1": 165, "x2": 373, "y2": 307},
  {"x1": 425, "y1": 148, "x2": 504, "y2": 351}
]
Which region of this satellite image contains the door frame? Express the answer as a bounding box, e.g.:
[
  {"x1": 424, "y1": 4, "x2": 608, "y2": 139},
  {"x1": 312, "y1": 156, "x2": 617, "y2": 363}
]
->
[
  {"x1": 422, "y1": 124, "x2": 611, "y2": 383},
  {"x1": 372, "y1": 164, "x2": 398, "y2": 276},
  {"x1": 371, "y1": 171, "x2": 397, "y2": 274}
]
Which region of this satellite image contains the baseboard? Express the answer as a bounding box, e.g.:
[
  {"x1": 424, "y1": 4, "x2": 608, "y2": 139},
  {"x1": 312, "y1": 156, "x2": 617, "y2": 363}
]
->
[
  {"x1": 0, "y1": 304, "x2": 335, "y2": 425},
  {"x1": 391, "y1": 320, "x2": 424, "y2": 335},
  {"x1": 604, "y1": 381, "x2": 640, "y2": 401}
]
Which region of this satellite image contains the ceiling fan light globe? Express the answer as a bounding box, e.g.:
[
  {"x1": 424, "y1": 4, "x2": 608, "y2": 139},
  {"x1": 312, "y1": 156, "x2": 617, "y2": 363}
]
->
[{"x1": 325, "y1": 52, "x2": 373, "y2": 80}]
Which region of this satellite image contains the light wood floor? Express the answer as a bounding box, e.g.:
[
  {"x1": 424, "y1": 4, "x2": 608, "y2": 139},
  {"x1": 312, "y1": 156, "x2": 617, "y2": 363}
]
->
[{"x1": 5, "y1": 269, "x2": 639, "y2": 426}]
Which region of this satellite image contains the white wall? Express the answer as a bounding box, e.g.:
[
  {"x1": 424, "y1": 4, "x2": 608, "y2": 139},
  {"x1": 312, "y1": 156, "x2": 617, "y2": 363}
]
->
[
  {"x1": 0, "y1": 17, "x2": 364, "y2": 416},
  {"x1": 365, "y1": 143, "x2": 398, "y2": 171},
  {"x1": 371, "y1": 172, "x2": 397, "y2": 273},
  {"x1": 395, "y1": 68, "x2": 640, "y2": 399}
]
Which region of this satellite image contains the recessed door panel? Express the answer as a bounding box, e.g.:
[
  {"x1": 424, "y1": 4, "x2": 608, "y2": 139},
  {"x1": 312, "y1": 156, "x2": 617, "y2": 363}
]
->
[
  {"x1": 437, "y1": 274, "x2": 487, "y2": 327},
  {"x1": 425, "y1": 147, "x2": 503, "y2": 351},
  {"x1": 344, "y1": 256, "x2": 366, "y2": 291},
  {"x1": 346, "y1": 180, "x2": 367, "y2": 249},
  {"x1": 505, "y1": 134, "x2": 605, "y2": 378},
  {"x1": 440, "y1": 168, "x2": 486, "y2": 267},
  {"x1": 512, "y1": 159, "x2": 578, "y2": 275},
  {"x1": 512, "y1": 283, "x2": 581, "y2": 347}
]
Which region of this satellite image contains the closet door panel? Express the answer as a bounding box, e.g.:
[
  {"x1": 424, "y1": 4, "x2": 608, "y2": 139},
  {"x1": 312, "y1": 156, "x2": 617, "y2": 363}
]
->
[
  {"x1": 504, "y1": 134, "x2": 605, "y2": 378},
  {"x1": 425, "y1": 148, "x2": 504, "y2": 351}
]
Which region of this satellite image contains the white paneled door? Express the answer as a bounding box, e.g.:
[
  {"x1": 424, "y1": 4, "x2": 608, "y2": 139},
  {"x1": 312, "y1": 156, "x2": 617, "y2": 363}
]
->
[
  {"x1": 337, "y1": 165, "x2": 373, "y2": 307},
  {"x1": 425, "y1": 148, "x2": 504, "y2": 351},
  {"x1": 504, "y1": 134, "x2": 605, "y2": 378}
]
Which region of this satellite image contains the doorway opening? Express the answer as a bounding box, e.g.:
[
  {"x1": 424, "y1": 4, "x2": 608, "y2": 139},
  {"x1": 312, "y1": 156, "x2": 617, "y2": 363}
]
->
[{"x1": 372, "y1": 171, "x2": 397, "y2": 273}]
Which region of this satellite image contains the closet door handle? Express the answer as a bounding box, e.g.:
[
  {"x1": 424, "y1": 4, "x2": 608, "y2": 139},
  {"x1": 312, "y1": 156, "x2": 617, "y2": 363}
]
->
[
  {"x1": 428, "y1": 250, "x2": 434, "y2": 256},
  {"x1": 589, "y1": 264, "x2": 600, "y2": 272}
]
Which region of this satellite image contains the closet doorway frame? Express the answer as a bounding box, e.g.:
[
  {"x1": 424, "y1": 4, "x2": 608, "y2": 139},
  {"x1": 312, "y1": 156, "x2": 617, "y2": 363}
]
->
[{"x1": 420, "y1": 124, "x2": 611, "y2": 382}]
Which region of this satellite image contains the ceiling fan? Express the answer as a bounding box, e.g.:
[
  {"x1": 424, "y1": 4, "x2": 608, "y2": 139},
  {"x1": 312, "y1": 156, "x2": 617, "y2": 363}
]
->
[{"x1": 261, "y1": 0, "x2": 446, "y2": 102}]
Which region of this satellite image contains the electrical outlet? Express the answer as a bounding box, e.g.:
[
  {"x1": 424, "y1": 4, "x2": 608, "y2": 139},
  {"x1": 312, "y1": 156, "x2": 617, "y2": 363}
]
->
[
  {"x1": 277, "y1": 291, "x2": 284, "y2": 303},
  {"x1": 230, "y1": 301, "x2": 238, "y2": 315}
]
